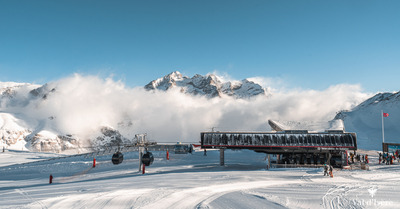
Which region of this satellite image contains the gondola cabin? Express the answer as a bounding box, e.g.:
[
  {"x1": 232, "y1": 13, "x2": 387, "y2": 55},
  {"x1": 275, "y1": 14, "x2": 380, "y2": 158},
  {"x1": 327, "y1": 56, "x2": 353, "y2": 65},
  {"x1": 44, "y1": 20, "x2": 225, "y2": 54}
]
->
[
  {"x1": 142, "y1": 152, "x2": 154, "y2": 166},
  {"x1": 112, "y1": 152, "x2": 124, "y2": 165}
]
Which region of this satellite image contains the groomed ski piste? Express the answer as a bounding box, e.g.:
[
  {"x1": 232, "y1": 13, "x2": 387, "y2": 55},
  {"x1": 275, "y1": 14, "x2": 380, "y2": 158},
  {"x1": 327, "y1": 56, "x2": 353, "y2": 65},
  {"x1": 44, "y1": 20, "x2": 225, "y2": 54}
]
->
[{"x1": 1, "y1": 148, "x2": 399, "y2": 209}]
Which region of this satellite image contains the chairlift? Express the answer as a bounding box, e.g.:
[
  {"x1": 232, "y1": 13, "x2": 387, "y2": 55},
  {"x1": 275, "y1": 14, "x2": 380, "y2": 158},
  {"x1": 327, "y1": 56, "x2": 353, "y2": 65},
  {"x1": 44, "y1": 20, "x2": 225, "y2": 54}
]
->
[
  {"x1": 174, "y1": 143, "x2": 193, "y2": 154},
  {"x1": 112, "y1": 151, "x2": 124, "y2": 165}
]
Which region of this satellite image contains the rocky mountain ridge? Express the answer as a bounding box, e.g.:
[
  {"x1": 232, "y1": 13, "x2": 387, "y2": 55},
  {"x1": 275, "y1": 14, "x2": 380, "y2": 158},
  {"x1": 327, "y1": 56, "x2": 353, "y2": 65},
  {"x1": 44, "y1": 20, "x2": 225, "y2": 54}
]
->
[{"x1": 145, "y1": 71, "x2": 269, "y2": 99}]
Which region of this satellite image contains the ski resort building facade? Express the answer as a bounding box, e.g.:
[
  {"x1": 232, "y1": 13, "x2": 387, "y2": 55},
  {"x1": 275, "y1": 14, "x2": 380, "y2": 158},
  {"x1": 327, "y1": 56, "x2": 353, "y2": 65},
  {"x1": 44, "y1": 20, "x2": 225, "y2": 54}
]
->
[{"x1": 200, "y1": 130, "x2": 357, "y2": 167}]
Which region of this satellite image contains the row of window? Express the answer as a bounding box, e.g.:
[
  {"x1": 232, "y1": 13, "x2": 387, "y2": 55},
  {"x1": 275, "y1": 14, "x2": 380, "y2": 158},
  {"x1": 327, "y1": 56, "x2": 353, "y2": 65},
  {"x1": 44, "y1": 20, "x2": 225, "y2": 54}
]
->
[{"x1": 202, "y1": 133, "x2": 356, "y2": 147}]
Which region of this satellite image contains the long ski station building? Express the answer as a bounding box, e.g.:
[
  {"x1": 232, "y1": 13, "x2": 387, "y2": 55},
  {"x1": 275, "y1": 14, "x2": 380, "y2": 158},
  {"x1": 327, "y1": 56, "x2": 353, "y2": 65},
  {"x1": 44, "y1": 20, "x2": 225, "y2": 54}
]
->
[{"x1": 200, "y1": 120, "x2": 357, "y2": 167}]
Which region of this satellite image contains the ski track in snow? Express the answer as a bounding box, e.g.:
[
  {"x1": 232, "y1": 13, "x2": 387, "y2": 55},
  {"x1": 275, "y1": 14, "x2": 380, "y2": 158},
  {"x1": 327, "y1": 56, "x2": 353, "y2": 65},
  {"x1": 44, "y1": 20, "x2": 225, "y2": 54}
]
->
[
  {"x1": 143, "y1": 180, "x2": 299, "y2": 209},
  {"x1": 15, "y1": 188, "x2": 48, "y2": 209},
  {"x1": 322, "y1": 184, "x2": 362, "y2": 209}
]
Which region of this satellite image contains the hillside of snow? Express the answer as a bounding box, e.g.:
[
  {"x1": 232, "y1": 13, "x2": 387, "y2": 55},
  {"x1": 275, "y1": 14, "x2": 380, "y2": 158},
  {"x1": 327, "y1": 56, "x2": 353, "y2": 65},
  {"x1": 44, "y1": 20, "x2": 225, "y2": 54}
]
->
[
  {"x1": 335, "y1": 91, "x2": 400, "y2": 150},
  {"x1": 1, "y1": 148, "x2": 399, "y2": 208},
  {"x1": 0, "y1": 80, "x2": 134, "y2": 153},
  {"x1": 0, "y1": 113, "x2": 31, "y2": 150}
]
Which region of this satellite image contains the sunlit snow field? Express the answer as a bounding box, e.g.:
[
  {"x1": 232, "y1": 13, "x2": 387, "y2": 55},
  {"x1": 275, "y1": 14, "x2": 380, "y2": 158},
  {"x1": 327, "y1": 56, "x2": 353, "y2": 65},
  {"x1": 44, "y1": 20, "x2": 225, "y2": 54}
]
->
[{"x1": 0, "y1": 149, "x2": 399, "y2": 209}]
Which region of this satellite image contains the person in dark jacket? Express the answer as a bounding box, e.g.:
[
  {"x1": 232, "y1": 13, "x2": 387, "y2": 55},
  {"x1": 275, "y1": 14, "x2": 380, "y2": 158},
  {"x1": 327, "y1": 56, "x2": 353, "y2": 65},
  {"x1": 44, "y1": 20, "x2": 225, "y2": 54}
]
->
[{"x1": 324, "y1": 164, "x2": 329, "y2": 176}]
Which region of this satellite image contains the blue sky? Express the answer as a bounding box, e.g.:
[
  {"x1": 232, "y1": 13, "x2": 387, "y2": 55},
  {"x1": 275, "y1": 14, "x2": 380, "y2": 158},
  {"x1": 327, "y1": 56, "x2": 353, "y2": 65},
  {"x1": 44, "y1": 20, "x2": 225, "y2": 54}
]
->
[{"x1": 0, "y1": 0, "x2": 399, "y2": 92}]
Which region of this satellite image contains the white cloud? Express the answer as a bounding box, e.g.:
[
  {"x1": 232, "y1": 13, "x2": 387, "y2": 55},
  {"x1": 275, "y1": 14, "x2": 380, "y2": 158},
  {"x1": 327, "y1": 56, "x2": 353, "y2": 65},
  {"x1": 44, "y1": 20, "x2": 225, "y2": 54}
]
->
[{"x1": 1, "y1": 74, "x2": 371, "y2": 144}]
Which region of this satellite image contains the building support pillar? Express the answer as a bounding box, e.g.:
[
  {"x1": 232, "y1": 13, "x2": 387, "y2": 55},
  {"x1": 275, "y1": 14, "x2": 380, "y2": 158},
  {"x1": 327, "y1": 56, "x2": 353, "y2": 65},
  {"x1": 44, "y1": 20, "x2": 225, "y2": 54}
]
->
[
  {"x1": 327, "y1": 152, "x2": 332, "y2": 165},
  {"x1": 220, "y1": 148, "x2": 225, "y2": 166}
]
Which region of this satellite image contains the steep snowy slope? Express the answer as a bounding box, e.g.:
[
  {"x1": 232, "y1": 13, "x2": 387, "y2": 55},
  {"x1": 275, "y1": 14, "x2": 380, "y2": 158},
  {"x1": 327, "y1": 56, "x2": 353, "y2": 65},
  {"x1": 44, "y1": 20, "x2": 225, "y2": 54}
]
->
[
  {"x1": 0, "y1": 113, "x2": 31, "y2": 150},
  {"x1": 335, "y1": 91, "x2": 400, "y2": 150}
]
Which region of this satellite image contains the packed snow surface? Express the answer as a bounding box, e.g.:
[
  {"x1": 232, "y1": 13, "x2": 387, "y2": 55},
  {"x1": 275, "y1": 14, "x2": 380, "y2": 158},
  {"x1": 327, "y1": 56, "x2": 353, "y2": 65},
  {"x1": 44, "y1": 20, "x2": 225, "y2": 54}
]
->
[{"x1": 0, "y1": 148, "x2": 399, "y2": 209}]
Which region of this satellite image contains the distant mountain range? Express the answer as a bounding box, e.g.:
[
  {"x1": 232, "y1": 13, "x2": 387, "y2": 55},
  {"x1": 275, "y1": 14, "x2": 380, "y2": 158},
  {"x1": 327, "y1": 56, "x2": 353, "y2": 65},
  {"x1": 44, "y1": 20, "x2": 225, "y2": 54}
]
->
[
  {"x1": 0, "y1": 73, "x2": 399, "y2": 152},
  {"x1": 145, "y1": 71, "x2": 269, "y2": 99}
]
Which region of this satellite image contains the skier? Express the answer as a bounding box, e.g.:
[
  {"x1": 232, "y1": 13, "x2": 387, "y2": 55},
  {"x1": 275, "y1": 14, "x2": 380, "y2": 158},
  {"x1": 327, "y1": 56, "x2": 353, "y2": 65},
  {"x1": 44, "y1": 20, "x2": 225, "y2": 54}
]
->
[
  {"x1": 323, "y1": 164, "x2": 329, "y2": 176},
  {"x1": 365, "y1": 154, "x2": 369, "y2": 164},
  {"x1": 188, "y1": 145, "x2": 193, "y2": 154},
  {"x1": 350, "y1": 153, "x2": 354, "y2": 163},
  {"x1": 204, "y1": 149, "x2": 207, "y2": 156},
  {"x1": 383, "y1": 153, "x2": 387, "y2": 164},
  {"x1": 329, "y1": 164, "x2": 334, "y2": 178}
]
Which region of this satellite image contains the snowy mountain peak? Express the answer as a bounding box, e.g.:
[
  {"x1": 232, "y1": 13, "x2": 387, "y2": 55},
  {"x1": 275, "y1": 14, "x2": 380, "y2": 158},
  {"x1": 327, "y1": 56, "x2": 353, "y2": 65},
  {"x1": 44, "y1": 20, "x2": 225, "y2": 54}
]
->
[
  {"x1": 352, "y1": 91, "x2": 400, "y2": 110},
  {"x1": 145, "y1": 72, "x2": 268, "y2": 99},
  {"x1": 29, "y1": 83, "x2": 57, "y2": 100},
  {"x1": 0, "y1": 82, "x2": 39, "y2": 99},
  {"x1": 145, "y1": 71, "x2": 185, "y2": 91},
  {"x1": 334, "y1": 91, "x2": 400, "y2": 150}
]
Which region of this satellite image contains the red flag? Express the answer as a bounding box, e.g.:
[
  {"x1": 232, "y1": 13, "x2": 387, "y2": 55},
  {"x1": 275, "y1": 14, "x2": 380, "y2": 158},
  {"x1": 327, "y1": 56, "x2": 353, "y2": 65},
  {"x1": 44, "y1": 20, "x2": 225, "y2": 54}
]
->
[{"x1": 383, "y1": 113, "x2": 389, "y2": 117}]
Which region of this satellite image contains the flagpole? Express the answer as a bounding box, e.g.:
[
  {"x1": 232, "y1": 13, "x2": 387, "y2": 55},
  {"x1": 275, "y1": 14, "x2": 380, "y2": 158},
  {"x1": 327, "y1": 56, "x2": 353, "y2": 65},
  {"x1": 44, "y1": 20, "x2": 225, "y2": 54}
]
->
[{"x1": 382, "y1": 110, "x2": 385, "y2": 143}]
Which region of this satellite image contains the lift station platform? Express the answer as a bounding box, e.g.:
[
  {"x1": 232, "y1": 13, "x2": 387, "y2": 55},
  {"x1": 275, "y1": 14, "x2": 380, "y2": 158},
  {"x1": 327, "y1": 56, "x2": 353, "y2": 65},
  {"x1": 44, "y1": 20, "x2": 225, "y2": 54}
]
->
[{"x1": 200, "y1": 130, "x2": 357, "y2": 167}]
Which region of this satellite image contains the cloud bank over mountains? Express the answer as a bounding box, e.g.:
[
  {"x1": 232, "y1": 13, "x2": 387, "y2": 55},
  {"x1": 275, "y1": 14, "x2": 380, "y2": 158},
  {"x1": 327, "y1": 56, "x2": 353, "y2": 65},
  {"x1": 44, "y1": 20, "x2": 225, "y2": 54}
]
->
[{"x1": 0, "y1": 72, "x2": 370, "y2": 151}]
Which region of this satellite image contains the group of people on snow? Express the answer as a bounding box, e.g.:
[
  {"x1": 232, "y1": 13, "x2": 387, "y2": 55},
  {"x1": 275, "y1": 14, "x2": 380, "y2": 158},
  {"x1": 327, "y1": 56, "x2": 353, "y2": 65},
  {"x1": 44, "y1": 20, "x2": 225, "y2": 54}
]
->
[
  {"x1": 379, "y1": 151, "x2": 399, "y2": 165},
  {"x1": 349, "y1": 153, "x2": 369, "y2": 164}
]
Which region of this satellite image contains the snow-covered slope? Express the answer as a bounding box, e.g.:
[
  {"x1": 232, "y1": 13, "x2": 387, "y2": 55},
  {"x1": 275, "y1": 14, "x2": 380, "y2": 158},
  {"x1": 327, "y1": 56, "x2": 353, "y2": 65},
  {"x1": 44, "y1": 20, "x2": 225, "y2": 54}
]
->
[
  {"x1": 0, "y1": 82, "x2": 34, "y2": 97},
  {"x1": 0, "y1": 81, "x2": 127, "y2": 153},
  {"x1": 0, "y1": 113, "x2": 31, "y2": 150},
  {"x1": 145, "y1": 71, "x2": 269, "y2": 99},
  {"x1": 1, "y1": 149, "x2": 399, "y2": 208},
  {"x1": 0, "y1": 83, "x2": 39, "y2": 150},
  {"x1": 335, "y1": 91, "x2": 400, "y2": 150}
]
